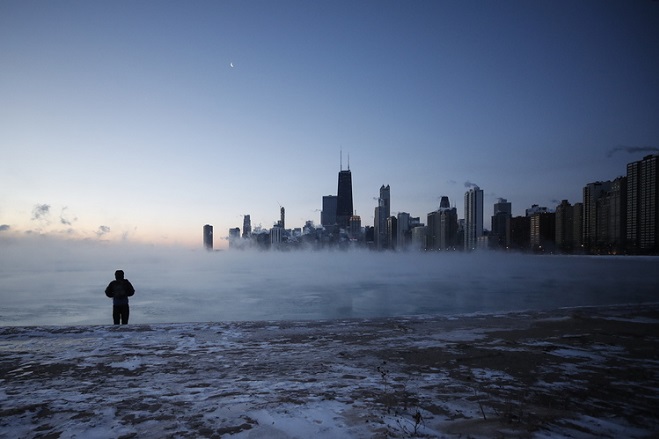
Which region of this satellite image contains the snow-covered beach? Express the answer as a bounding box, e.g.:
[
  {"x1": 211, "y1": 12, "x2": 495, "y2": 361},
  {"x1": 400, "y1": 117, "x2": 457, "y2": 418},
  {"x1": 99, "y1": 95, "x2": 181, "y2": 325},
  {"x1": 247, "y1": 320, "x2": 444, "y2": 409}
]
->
[{"x1": 2, "y1": 303, "x2": 658, "y2": 438}]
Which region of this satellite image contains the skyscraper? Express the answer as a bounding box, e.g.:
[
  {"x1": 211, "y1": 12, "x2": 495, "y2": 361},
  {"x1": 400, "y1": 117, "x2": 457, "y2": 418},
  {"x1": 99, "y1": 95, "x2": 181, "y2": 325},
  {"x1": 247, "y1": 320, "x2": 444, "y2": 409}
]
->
[
  {"x1": 228, "y1": 227, "x2": 240, "y2": 248},
  {"x1": 464, "y1": 186, "x2": 484, "y2": 250},
  {"x1": 494, "y1": 198, "x2": 512, "y2": 216},
  {"x1": 439, "y1": 196, "x2": 450, "y2": 210},
  {"x1": 397, "y1": 212, "x2": 410, "y2": 249},
  {"x1": 598, "y1": 176, "x2": 627, "y2": 253},
  {"x1": 555, "y1": 200, "x2": 575, "y2": 252},
  {"x1": 321, "y1": 195, "x2": 337, "y2": 227},
  {"x1": 627, "y1": 154, "x2": 659, "y2": 253},
  {"x1": 427, "y1": 196, "x2": 458, "y2": 251},
  {"x1": 349, "y1": 214, "x2": 362, "y2": 240},
  {"x1": 374, "y1": 184, "x2": 390, "y2": 249},
  {"x1": 491, "y1": 198, "x2": 512, "y2": 249},
  {"x1": 203, "y1": 224, "x2": 213, "y2": 250},
  {"x1": 336, "y1": 168, "x2": 354, "y2": 229},
  {"x1": 573, "y1": 202, "x2": 584, "y2": 251},
  {"x1": 583, "y1": 181, "x2": 612, "y2": 251},
  {"x1": 530, "y1": 211, "x2": 556, "y2": 252},
  {"x1": 242, "y1": 215, "x2": 251, "y2": 239}
]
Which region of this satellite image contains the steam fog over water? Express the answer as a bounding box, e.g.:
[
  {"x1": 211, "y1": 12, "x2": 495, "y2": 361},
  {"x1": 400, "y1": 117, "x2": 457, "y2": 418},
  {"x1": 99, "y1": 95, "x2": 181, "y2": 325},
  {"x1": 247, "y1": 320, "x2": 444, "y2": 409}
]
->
[{"x1": 1, "y1": 239, "x2": 658, "y2": 326}]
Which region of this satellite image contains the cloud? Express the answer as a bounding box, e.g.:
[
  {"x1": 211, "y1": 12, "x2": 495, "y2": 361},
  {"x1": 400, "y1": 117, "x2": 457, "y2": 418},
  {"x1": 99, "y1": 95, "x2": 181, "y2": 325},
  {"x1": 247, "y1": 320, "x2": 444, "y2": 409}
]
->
[
  {"x1": 607, "y1": 145, "x2": 659, "y2": 158},
  {"x1": 31, "y1": 204, "x2": 51, "y2": 221},
  {"x1": 59, "y1": 207, "x2": 77, "y2": 226},
  {"x1": 0, "y1": 225, "x2": 9, "y2": 232},
  {"x1": 96, "y1": 225, "x2": 111, "y2": 237},
  {"x1": 464, "y1": 181, "x2": 479, "y2": 188}
]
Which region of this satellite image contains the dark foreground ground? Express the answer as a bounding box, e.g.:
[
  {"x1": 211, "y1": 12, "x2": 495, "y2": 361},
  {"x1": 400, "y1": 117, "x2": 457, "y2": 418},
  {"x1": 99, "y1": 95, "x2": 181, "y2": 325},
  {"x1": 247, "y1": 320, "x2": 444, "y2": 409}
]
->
[{"x1": 1, "y1": 304, "x2": 658, "y2": 438}]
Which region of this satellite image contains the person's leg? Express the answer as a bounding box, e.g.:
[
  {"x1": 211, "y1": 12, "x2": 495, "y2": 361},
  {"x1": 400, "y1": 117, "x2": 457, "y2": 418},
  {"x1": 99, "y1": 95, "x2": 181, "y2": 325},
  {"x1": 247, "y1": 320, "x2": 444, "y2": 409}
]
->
[
  {"x1": 113, "y1": 306, "x2": 121, "y2": 325},
  {"x1": 121, "y1": 305, "x2": 129, "y2": 324}
]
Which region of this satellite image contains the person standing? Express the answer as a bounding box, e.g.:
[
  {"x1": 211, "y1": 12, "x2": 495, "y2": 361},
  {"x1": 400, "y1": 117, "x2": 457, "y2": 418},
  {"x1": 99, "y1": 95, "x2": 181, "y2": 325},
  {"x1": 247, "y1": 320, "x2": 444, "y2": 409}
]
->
[{"x1": 105, "y1": 270, "x2": 135, "y2": 324}]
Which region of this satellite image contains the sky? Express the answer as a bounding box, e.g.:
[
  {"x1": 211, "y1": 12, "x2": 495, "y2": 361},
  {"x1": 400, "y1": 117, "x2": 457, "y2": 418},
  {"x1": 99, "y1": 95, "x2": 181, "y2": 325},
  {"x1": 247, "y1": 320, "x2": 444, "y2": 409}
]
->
[{"x1": 1, "y1": 0, "x2": 658, "y2": 249}]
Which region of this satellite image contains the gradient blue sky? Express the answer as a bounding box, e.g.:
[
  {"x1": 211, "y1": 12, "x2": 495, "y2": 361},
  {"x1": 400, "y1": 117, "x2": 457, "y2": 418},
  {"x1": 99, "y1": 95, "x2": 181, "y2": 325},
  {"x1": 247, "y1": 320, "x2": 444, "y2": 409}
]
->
[{"x1": 1, "y1": 0, "x2": 658, "y2": 248}]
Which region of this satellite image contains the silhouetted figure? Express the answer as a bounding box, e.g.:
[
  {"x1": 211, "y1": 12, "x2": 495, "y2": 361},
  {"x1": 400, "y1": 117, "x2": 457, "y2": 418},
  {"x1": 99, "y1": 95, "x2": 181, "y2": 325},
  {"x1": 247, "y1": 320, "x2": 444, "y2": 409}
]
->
[{"x1": 105, "y1": 270, "x2": 135, "y2": 324}]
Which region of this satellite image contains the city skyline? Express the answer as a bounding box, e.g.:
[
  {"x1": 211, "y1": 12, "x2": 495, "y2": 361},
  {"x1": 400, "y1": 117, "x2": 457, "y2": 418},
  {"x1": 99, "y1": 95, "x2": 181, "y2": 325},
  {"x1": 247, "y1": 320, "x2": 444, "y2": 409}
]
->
[
  {"x1": 1, "y1": 1, "x2": 658, "y2": 249},
  {"x1": 225, "y1": 152, "x2": 657, "y2": 255}
]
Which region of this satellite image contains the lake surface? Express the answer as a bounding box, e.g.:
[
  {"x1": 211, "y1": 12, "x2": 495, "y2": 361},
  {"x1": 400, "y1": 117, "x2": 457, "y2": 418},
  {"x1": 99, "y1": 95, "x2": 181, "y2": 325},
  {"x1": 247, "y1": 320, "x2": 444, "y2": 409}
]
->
[{"x1": 1, "y1": 242, "x2": 658, "y2": 326}]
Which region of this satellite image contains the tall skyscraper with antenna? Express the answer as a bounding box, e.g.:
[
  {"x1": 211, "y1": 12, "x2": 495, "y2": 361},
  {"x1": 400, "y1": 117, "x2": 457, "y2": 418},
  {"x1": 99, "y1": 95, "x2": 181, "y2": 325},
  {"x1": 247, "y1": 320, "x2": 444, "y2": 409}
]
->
[{"x1": 336, "y1": 152, "x2": 354, "y2": 229}]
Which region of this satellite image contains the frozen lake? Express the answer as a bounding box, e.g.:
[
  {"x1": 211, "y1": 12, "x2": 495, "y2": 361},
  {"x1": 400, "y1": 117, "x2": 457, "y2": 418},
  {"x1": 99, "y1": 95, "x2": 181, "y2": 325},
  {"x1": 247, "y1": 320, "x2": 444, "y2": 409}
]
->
[{"x1": 1, "y1": 239, "x2": 658, "y2": 326}]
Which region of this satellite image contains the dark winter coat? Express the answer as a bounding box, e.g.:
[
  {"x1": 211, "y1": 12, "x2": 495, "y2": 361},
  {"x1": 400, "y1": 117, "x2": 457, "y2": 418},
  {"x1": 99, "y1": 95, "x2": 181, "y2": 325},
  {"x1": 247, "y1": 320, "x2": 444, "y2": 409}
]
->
[{"x1": 105, "y1": 279, "x2": 135, "y2": 306}]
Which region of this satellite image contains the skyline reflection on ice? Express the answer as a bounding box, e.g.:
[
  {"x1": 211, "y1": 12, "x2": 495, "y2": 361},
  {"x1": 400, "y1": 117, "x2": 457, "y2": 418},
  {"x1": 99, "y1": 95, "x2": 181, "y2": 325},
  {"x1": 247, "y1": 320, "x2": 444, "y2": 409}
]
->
[{"x1": 1, "y1": 238, "x2": 658, "y2": 326}]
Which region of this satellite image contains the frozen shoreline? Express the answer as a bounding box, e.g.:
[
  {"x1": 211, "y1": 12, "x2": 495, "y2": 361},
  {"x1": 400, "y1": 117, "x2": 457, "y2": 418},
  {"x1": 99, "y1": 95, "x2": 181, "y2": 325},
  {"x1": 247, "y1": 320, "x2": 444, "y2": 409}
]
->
[{"x1": 1, "y1": 303, "x2": 658, "y2": 438}]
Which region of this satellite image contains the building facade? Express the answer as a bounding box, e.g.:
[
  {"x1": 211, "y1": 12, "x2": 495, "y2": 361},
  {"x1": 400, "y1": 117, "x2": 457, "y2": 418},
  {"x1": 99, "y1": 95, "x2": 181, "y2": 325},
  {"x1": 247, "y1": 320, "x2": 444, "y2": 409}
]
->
[
  {"x1": 627, "y1": 154, "x2": 659, "y2": 253},
  {"x1": 397, "y1": 212, "x2": 410, "y2": 250},
  {"x1": 599, "y1": 176, "x2": 627, "y2": 253},
  {"x1": 583, "y1": 181, "x2": 612, "y2": 251},
  {"x1": 464, "y1": 186, "x2": 484, "y2": 250},
  {"x1": 336, "y1": 169, "x2": 354, "y2": 229},
  {"x1": 530, "y1": 212, "x2": 556, "y2": 252},
  {"x1": 203, "y1": 224, "x2": 213, "y2": 250},
  {"x1": 349, "y1": 214, "x2": 362, "y2": 241},
  {"x1": 321, "y1": 195, "x2": 337, "y2": 228},
  {"x1": 228, "y1": 227, "x2": 240, "y2": 248},
  {"x1": 374, "y1": 184, "x2": 391, "y2": 250},
  {"x1": 242, "y1": 215, "x2": 251, "y2": 239},
  {"x1": 510, "y1": 216, "x2": 531, "y2": 251},
  {"x1": 555, "y1": 200, "x2": 574, "y2": 252},
  {"x1": 490, "y1": 198, "x2": 512, "y2": 249},
  {"x1": 427, "y1": 196, "x2": 458, "y2": 251}
]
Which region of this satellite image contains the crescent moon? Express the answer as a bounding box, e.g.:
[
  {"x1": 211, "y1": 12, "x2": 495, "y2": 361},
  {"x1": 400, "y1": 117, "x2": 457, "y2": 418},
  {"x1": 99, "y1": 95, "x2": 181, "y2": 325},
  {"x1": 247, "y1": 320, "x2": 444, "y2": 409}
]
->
[{"x1": 230, "y1": 62, "x2": 234, "y2": 68}]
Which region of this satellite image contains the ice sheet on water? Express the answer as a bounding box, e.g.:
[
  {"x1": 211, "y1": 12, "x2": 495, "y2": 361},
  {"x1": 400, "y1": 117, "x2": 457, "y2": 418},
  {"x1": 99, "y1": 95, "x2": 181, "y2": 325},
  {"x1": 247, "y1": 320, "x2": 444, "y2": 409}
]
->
[{"x1": 2, "y1": 306, "x2": 658, "y2": 438}]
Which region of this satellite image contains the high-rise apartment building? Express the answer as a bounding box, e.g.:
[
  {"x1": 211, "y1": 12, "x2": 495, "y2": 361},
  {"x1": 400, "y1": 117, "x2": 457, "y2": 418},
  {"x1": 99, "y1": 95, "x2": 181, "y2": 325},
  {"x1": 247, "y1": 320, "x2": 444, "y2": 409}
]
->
[
  {"x1": 510, "y1": 216, "x2": 531, "y2": 251},
  {"x1": 427, "y1": 196, "x2": 458, "y2": 251},
  {"x1": 464, "y1": 186, "x2": 484, "y2": 250},
  {"x1": 349, "y1": 214, "x2": 362, "y2": 240},
  {"x1": 526, "y1": 204, "x2": 550, "y2": 216},
  {"x1": 627, "y1": 154, "x2": 659, "y2": 253},
  {"x1": 203, "y1": 224, "x2": 213, "y2": 250},
  {"x1": 555, "y1": 200, "x2": 574, "y2": 252},
  {"x1": 583, "y1": 181, "x2": 612, "y2": 251},
  {"x1": 530, "y1": 211, "x2": 556, "y2": 252},
  {"x1": 572, "y1": 203, "x2": 584, "y2": 250},
  {"x1": 491, "y1": 198, "x2": 512, "y2": 249},
  {"x1": 598, "y1": 176, "x2": 627, "y2": 253}
]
